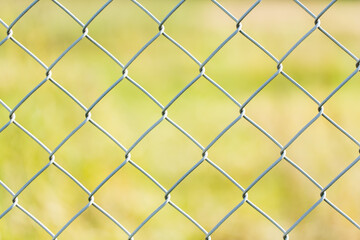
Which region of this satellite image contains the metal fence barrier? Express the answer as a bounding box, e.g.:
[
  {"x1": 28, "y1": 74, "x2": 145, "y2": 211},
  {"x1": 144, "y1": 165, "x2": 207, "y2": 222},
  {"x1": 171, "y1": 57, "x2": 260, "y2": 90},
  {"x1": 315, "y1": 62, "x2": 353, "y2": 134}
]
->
[{"x1": 1, "y1": 0, "x2": 360, "y2": 239}]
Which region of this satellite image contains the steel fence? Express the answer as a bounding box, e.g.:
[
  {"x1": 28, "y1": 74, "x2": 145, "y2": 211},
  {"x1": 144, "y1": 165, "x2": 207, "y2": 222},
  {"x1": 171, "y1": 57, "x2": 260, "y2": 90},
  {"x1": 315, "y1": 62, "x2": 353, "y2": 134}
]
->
[{"x1": 1, "y1": 0, "x2": 360, "y2": 239}]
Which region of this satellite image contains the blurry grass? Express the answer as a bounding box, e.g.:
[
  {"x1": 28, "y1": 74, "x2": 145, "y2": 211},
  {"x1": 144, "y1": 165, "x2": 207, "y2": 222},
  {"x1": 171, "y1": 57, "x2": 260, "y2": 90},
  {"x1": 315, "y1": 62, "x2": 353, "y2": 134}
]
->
[{"x1": 1, "y1": 0, "x2": 360, "y2": 240}]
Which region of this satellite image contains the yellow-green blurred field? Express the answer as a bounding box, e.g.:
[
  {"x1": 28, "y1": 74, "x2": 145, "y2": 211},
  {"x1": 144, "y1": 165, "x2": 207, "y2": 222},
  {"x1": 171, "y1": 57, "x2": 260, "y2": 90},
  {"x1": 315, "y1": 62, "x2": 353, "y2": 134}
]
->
[{"x1": 1, "y1": 0, "x2": 360, "y2": 239}]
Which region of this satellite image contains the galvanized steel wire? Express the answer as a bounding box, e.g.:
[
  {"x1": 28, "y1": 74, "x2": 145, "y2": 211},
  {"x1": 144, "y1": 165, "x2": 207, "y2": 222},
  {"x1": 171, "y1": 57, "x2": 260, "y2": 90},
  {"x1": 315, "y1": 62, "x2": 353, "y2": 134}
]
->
[{"x1": 1, "y1": 0, "x2": 360, "y2": 239}]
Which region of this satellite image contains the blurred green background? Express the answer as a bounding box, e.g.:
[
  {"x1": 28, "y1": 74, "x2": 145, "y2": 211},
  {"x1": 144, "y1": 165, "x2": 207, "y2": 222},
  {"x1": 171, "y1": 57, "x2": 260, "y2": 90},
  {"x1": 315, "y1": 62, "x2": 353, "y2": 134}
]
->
[{"x1": 0, "y1": 0, "x2": 360, "y2": 239}]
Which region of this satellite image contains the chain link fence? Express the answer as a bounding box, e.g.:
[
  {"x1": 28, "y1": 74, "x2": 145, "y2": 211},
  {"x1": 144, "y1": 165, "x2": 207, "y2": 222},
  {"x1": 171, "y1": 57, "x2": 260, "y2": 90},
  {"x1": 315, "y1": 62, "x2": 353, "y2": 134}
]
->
[{"x1": 1, "y1": 0, "x2": 360, "y2": 239}]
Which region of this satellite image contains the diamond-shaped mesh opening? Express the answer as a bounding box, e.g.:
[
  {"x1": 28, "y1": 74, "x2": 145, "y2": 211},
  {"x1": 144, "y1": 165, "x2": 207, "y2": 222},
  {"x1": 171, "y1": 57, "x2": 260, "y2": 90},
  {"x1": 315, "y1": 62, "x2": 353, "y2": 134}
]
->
[
  {"x1": 247, "y1": 160, "x2": 320, "y2": 230},
  {"x1": 19, "y1": 165, "x2": 89, "y2": 233},
  {"x1": 10, "y1": 0, "x2": 82, "y2": 65},
  {"x1": 88, "y1": 0, "x2": 159, "y2": 64},
  {"x1": 128, "y1": 35, "x2": 199, "y2": 104},
  {"x1": 94, "y1": 163, "x2": 165, "y2": 232},
  {"x1": 244, "y1": 74, "x2": 319, "y2": 145},
  {"x1": 51, "y1": 38, "x2": 123, "y2": 107},
  {"x1": 0, "y1": 39, "x2": 44, "y2": 108},
  {"x1": 209, "y1": 118, "x2": 280, "y2": 187},
  {"x1": 55, "y1": 122, "x2": 124, "y2": 190},
  {"x1": 320, "y1": 1, "x2": 360, "y2": 55},
  {"x1": 90, "y1": 78, "x2": 161, "y2": 148},
  {"x1": 205, "y1": 30, "x2": 276, "y2": 104},
  {"x1": 287, "y1": 117, "x2": 359, "y2": 186},
  {"x1": 168, "y1": 76, "x2": 239, "y2": 145},
  {"x1": 130, "y1": 121, "x2": 201, "y2": 189},
  {"x1": 283, "y1": 30, "x2": 356, "y2": 100},
  {"x1": 13, "y1": 81, "x2": 85, "y2": 149},
  {"x1": 0, "y1": 124, "x2": 49, "y2": 191},
  {"x1": 164, "y1": 0, "x2": 236, "y2": 62},
  {"x1": 170, "y1": 161, "x2": 243, "y2": 230},
  {"x1": 241, "y1": 1, "x2": 314, "y2": 59},
  {"x1": 0, "y1": 206, "x2": 51, "y2": 239}
]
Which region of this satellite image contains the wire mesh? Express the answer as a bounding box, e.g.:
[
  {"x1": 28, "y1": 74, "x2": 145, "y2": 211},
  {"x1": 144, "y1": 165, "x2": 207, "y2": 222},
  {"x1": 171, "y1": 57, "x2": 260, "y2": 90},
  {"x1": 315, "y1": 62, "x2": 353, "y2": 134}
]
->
[{"x1": 1, "y1": 0, "x2": 360, "y2": 239}]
